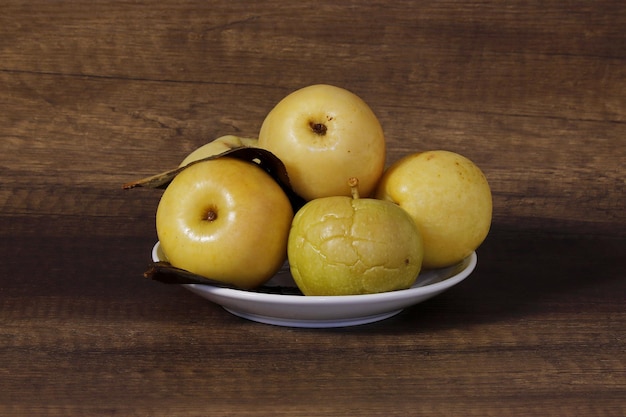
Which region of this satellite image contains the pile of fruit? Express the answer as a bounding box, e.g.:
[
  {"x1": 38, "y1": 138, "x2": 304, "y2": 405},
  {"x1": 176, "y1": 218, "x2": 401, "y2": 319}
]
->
[{"x1": 125, "y1": 84, "x2": 492, "y2": 296}]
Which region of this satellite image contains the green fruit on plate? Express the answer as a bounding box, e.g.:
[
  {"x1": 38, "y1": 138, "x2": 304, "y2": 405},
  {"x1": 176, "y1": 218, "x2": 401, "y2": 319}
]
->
[{"x1": 288, "y1": 178, "x2": 423, "y2": 296}]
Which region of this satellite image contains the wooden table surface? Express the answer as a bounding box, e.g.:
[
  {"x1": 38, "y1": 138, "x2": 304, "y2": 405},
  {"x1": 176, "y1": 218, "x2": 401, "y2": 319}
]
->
[{"x1": 1, "y1": 1, "x2": 624, "y2": 415}]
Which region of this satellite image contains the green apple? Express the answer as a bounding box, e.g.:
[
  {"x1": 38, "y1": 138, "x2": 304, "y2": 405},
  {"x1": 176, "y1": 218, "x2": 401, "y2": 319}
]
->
[
  {"x1": 288, "y1": 178, "x2": 423, "y2": 296},
  {"x1": 156, "y1": 158, "x2": 294, "y2": 288},
  {"x1": 376, "y1": 150, "x2": 492, "y2": 269},
  {"x1": 179, "y1": 135, "x2": 258, "y2": 167},
  {"x1": 258, "y1": 84, "x2": 386, "y2": 201}
]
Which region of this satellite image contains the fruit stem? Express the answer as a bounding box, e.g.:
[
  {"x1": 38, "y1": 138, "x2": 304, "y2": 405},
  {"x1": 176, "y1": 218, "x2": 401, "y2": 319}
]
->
[
  {"x1": 348, "y1": 177, "x2": 360, "y2": 200},
  {"x1": 309, "y1": 121, "x2": 327, "y2": 136},
  {"x1": 204, "y1": 207, "x2": 218, "y2": 222}
]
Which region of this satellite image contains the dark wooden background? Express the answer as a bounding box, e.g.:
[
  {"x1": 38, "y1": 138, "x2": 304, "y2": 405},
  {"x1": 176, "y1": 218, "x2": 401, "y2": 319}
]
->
[{"x1": 1, "y1": 1, "x2": 624, "y2": 416}]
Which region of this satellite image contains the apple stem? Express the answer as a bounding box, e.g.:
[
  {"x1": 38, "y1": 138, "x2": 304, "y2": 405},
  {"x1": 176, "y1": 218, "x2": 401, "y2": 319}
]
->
[
  {"x1": 309, "y1": 121, "x2": 327, "y2": 136},
  {"x1": 348, "y1": 177, "x2": 360, "y2": 200},
  {"x1": 203, "y1": 207, "x2": 218, "y2": 222}
]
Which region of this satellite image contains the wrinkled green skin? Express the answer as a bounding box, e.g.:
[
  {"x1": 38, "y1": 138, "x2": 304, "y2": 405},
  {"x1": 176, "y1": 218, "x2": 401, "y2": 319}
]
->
[{"x1": 288, "y1": 196, "x2": 424, "y2": 296}]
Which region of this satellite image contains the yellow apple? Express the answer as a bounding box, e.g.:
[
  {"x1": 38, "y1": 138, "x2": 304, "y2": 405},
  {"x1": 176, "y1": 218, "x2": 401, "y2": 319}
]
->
[
  {"x1": 376, "y1": 150, "x2": 492, "y2": 269},
  {"x1": 288, "y1": 178, "x2": 423, "y2": 296},
  {"x1": 258, "y1": 84, "x2": 386, "y2": 201},
  {"x1": 179, "y1": 135, "x2": 258, "y2": 167},
  {"x1": 156, "y1": 158, "x2": 294, "y2": 288}
]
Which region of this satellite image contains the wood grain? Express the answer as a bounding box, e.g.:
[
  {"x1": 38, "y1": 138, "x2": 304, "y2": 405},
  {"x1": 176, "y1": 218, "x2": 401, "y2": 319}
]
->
[
  {"x1": 0, "y1": 1, "x2": 624, "y2": 416},
  {"x1": 2, "y1": 0, "x2": 625, "y2": 236},
  {"x1": 1, "y1": 232, "x2": 624, "y2": 416}
]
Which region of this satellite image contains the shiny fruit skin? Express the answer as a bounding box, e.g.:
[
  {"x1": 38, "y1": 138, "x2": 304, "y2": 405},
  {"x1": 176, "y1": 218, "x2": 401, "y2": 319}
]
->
[
  {"x1": 258, "y1": 84, "x2": 386, "y2": 201},
  {"x1": 376, "y1": 150, "x2": 492, "y2": 269},
  {"x1": 156, "y1": 158, "x2": 293, "y2": 288},
  {"x1": 288, "y1": 196, "x2": 423, "y2": 296}
]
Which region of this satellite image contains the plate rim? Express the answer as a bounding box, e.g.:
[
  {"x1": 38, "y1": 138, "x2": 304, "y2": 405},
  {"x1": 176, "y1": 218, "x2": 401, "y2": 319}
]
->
[{"x1": 151, "y1": 241, "x2": 476, "y2": 305}]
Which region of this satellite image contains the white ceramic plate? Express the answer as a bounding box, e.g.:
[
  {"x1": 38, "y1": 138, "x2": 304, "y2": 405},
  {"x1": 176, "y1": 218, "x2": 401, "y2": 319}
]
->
[{"x1": 152, "y1": 242, "x2": 476, "y2": 328}]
